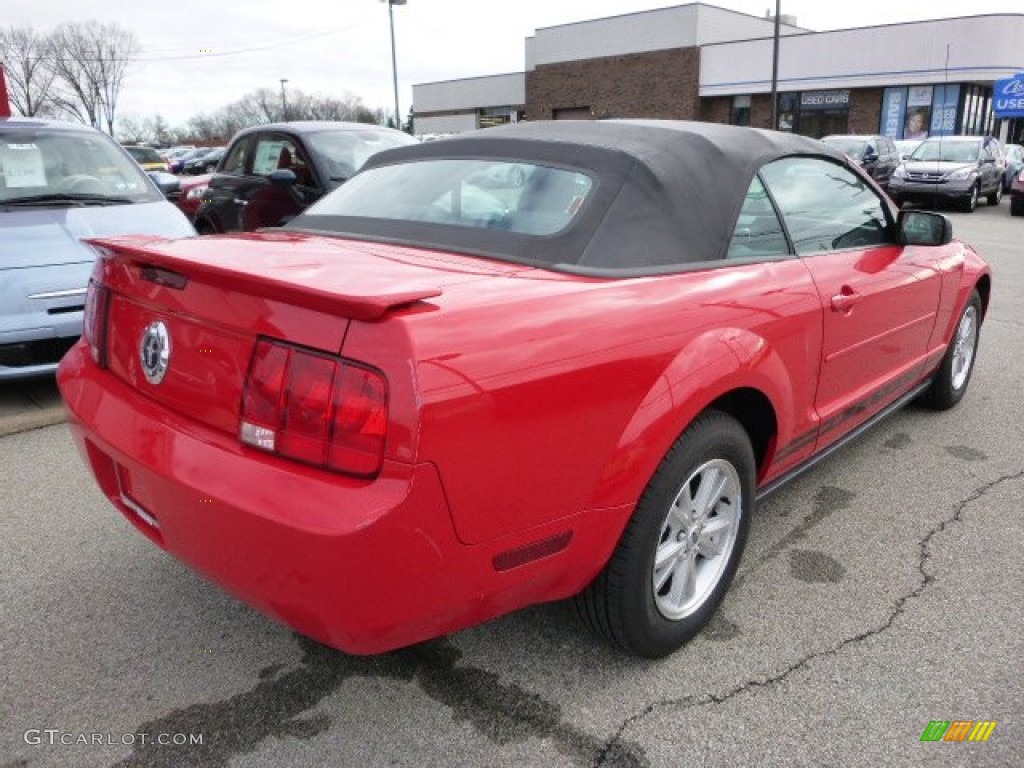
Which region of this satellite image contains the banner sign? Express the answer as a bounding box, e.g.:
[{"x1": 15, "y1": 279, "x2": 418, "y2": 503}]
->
[
  {"x1": 930, "y1": 84, "x2": 960, "y2": 137},
  {"x1": 994, "y1": 74, "x2": 1024, "y2": 118},
  {"x1": 881, "y1": 88, "x2": 906, "y2": 138}
]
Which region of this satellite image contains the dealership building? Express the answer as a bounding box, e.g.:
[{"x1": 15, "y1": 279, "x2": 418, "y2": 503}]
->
[{"x1": 412, "y1": 4, "x2": 1024, "y2": 144}]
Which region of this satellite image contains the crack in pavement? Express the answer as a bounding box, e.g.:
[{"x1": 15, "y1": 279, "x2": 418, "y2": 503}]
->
[{"x1": 593, "y1": 470, "x2": 1024, "y2": 767}]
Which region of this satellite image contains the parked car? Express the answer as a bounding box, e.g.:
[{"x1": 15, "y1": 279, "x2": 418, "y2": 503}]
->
[
  {"x1": 181, "y1": 146, "x2": 224, "y2": 175},
  {"x1": 58, "y1": 120, "x2": 990, "y2": 658},
  {"x1": 0, "y1": 117, "x2": 195, "y2": 380},
  {"x1": 169, "y1": 147, "x2": 212, "y2": 174},
  {"x1": 1010, "y1": 167, "x2": 1024, "y2": 216},
  {"x1": 888, "y1": 135, "x2": 1005, "y2": 212},
  {"x1": 821, "y1": 134, "x2": 900, "y2": 188},
  {"x1": 193, "y1": 121, "x2": 416, "y2": 234},
  {"x1": 123, "y1": 145, "x2": 169, "y2": 173},
  {"x1": 1001, "y1": 143, "x2": 1023, "y2": 192},
  {"x1": 894, "y1": 139, "x2": 922, "y2": 161}
]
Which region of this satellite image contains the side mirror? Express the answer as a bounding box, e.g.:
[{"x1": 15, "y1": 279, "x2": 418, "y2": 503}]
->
[
  {"x1": 899, "y1": 210, "x2": 952, "y2": 246},
  {"x1": 147, "y1": 171, "x2": 182, "y2": 200},
  {"x1": 268, "y1": 169, "x2": 297, "y2": 187}
]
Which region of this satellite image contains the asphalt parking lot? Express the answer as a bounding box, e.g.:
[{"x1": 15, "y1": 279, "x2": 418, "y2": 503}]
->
[{"x1": 1, "y1": 204, "x2": 1021, "y2": 767}]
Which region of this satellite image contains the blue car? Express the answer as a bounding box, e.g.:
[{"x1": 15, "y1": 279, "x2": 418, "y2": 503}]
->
[{"x1": 1, "y1": 117, "x2": 195, "y2": 380}]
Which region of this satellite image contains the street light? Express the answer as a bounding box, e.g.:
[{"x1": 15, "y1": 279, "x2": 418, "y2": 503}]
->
[
  {"x1": 770, "y1": 0, "x2": 781, "y2": 130},
  {"x1": 280, "y1": 78, "x2": 289, "y2": 122},
  {"x1": 382, "y1": 0, "x2": 406, "y2": 130}
]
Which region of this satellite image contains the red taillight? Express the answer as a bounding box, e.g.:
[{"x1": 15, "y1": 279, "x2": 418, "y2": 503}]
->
[
  {"x1": 240, "y1": 338, "x2": 388, "y2": 477},
  {"x1": 329, "y1": 365, "x2": 389, "y2": 476},
  {"x1": 83, "y1": 280, "x2": 111, "y2": 368}
]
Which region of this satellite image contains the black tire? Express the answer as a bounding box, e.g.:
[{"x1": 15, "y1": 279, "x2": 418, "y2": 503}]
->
[
  {"x1": 986, "y1": 183, "x2": 1002, "y2": 206},
  {"x1": 576, "y1": 410, "x2": 755, "y2": 658},
  {"x1": 960, "y1": 184, "x2": 978, "y2": 213},
  {"x1": 1011, "y1": 196, "x2": 1024, "y2": 217},
  {"x1": 920, "y1": 290, "x2": 982, "y2": 411},
  {"x1": 194, "y1": 218, "x2": 217, "y2": 235}
]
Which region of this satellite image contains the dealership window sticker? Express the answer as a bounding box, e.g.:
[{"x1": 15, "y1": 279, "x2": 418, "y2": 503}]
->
[{"x1": 1, "y1": 143, "x2": 47, "y2": 188}]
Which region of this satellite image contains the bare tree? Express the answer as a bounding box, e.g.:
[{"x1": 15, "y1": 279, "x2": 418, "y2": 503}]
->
[
  {"x1": 144, "y1": 114, "x2": 171, "y2": 146},
  {"x1": 48, "y1": 21, "x2": 138, "y2": 134},
  {"x1": 0, "y1": 26, "x2": 56, "y2": 116},
  {"x1": 179, "y1": 88, "x2": 387, "y2": 144}
]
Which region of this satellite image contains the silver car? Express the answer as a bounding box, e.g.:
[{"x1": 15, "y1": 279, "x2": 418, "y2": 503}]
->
[
  {"x1": 888, "y1": 135, "x2": 1006, "y2": 213},
  {"x1": 1, "y1": 118, "x2": 195, "y2": 380}
]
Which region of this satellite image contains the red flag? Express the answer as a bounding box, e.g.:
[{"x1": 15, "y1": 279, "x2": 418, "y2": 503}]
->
[{"x1": 0, "y1": 64, "x2": 12, "y2": 118}]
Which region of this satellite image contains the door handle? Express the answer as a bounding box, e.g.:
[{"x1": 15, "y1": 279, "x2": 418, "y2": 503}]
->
[
  {"x1": 830, "y1": 287, "x2": 861, "y2": 313},
  {"x1": 232, "y1": 198, "x2": 249, "y2": 207}
]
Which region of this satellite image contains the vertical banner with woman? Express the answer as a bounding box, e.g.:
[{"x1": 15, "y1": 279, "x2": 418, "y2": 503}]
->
[{"x1": 905, "y1": 86, "x2": 933, "y2": 139}]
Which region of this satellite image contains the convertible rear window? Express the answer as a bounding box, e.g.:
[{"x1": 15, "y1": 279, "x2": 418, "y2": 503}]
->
[{"x1": 304, "y1": 159, "x2": 595, "y2": 236}]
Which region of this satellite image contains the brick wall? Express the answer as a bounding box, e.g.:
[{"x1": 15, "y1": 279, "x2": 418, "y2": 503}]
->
[
  {"x1": 527, "y1": 47, "x2": 701, "y2": 121},
  {"x1": 848, "y1": 88, "x2": 883, "y2": 135}
]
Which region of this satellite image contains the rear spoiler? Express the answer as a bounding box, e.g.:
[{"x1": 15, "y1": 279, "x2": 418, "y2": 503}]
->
[{"x1": 87, "y1": 236, "x2": 442, "y2": 322}]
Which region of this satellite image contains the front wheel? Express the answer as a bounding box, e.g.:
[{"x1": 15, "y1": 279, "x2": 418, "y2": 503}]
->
[
  {"x1": 576, "y1": 411, "x2": 754, "y2": 658},
  {"x1": 961, "y1": 184, "x2": 979, "y2": 212},
  {"x1": 920, "y1": 290, "x2": 982, "y2": 410}
]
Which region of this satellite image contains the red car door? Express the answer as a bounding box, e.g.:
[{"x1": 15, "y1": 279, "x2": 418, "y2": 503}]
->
[
  {"x1": 801, "y1": 244, "x2": 942, "y2": 440},
  {"x1": 760, "y1": 157, "x2": 942, "y2": 446}
]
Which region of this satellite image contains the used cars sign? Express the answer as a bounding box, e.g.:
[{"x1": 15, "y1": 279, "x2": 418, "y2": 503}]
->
[{"x1": 994, "y1": 73, "x2": 1024, "y2": 118}]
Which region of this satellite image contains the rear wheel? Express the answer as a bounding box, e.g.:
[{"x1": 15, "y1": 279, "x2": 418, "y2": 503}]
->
[
  {"x1": 576, "y1": 411, "x2": 754, "y2": 658},
  {"x1": 920, "y1": 290, "x2": 981, "y2": 411},
  {"x1": 1011, "y1": 196, "x2": 1024, "y2": 217}
]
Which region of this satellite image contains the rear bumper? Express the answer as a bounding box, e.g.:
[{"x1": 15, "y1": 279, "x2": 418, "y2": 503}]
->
[{"x1": 57, "y1": 342, "x2": 610, "y2": 653}]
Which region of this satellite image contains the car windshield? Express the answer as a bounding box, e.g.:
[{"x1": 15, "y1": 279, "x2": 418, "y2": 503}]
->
[
  {"x1": 910, "y1": 140, "x2": 981, "y2": 164},
  {"x1": 302, "y1": 159, "x2": 595, "y2": 236},
  {"x1": 304, "y1": 129, "x2": 418, "y2": 181},
  {"x1": 1, "y1": 128, "x2": 159, "y2": 204},
  {"x1": 822, "y1": 138, "x2": 867, "y2": 159}
]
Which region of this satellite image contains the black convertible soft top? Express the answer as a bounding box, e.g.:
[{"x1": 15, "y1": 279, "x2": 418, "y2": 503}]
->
[{"x1": 288, "y1": 120, "x2": 851, "y2": 275}]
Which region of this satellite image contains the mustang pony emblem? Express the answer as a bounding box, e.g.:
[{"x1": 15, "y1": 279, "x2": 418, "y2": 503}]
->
[{"x1": 140, "y1": 320, "x2": 171, "y2": 385}]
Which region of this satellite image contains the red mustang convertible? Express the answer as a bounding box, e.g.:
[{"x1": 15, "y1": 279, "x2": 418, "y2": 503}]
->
[{"x1": 58, "y1": 121, "x2": 991, "y2": 658}]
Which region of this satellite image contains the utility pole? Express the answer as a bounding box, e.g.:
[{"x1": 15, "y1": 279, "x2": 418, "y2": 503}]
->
[
  {"x1": 385, "y1": 0, "x2": 407, "y2": 130},
  {"x1": 280, "y1": 78, "x2": 289, "y2": 122},
  {"x1": 770, "y1": 0, "x2": 781, "y2": 130}
]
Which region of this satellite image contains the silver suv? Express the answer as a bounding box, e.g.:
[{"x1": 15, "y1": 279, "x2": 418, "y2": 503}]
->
[{"x1": 888, "y1": 135, "x2": 1005, "y2": 213}]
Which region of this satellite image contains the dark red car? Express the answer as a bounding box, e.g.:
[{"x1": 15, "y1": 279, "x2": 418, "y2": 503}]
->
[
  {"x1": 1011, "y1": 166, "x2": 1024, "y2": 216},
  {"x1": 58, "y1": 121, "x2": 991, "y2": 658}
]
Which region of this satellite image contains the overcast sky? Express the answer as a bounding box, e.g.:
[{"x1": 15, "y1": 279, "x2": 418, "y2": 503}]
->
[{"x1": 4, "y1": 0, "x2": 1023, "y2": 128}]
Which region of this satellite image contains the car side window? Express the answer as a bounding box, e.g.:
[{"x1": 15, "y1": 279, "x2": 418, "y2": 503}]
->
[
  {"x1": 250, "y1": 135, "x2": 315, "y2": 187},
  {"x1": 726, "y1": 175, "x2": 790, "y2": 259},
  {"x1": 221, "y1": 138, "x2": 249, "y2": 175},
  {"x1": 759, "y1": 156, "x2": 894, "y2": 255}
]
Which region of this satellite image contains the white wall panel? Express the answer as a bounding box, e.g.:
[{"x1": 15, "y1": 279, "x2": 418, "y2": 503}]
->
[
  {"x1": 413, "y1": 73, "x2": 526, "y2": 113},
  {"x1": 701, "y1": 15, "x2": 1024, "y2": 96}
]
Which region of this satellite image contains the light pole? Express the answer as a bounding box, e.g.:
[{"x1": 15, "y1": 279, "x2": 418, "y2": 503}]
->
[
  {"x1": 770, "y1": 0, "x2": 781, "y2": 130},
  {"x1": 280, "y1": 78, "x2": 289, "y2": 122},
  {"x1": 383, "y1": 0, "x2": 406, "y2": 130}
]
